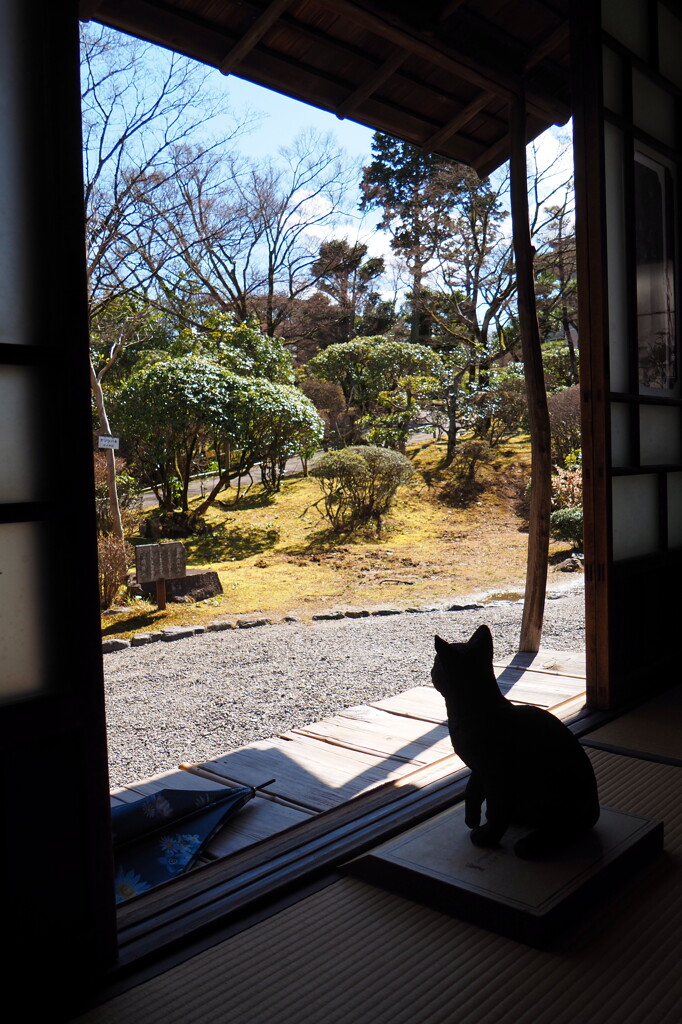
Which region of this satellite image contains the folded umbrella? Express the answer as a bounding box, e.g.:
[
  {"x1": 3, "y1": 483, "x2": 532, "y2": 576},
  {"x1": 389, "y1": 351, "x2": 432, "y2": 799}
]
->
[{"x1": 112, "y1": 782, "x2": 266, "y2": 903}]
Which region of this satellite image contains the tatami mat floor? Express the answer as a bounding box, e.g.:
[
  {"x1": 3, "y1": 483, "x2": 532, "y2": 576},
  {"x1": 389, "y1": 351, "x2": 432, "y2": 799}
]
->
[{"x1": 81, "y1": 738, "x2": 681, "y2": 1023}]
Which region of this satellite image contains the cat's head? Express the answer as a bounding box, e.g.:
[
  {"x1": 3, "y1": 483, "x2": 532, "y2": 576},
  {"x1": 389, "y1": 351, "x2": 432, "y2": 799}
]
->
[{"x1": 431, "y1": 625, "x2": 498, "y2": 706}]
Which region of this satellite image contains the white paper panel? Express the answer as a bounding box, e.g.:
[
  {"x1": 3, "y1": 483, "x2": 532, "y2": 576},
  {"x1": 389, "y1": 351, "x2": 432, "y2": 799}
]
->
[
  {"x1": 0, "y1": 366, "x2": 42, "y2": 503},
  {"x1": 602, "y1": 0, "x2": 647, "y2": 58},
  {"x1": 610, "y1": 402, "x2": 631, "y2": 467},
  {"x1": 612, "y1": 474, "x2": 659, "y2": 560},
  {"x1": 633, "y1": 71, "x2": 676, "y2": 147},
  {"x1": 640, "y1": 405, "x2": 682, "y2": 466},
  {"x1": 667, "y1": 472, "x2": 682, "y2": 548},
  {"x1": 659, "y1": 5, "x2": 682, "y2": 90},
  {"x1": 602, "y1": 46, "x2": 623, "y2": 114},
  {"x1": 0, "y1": 523, "x2": 47, "y2": 700},
  {"x1": 604, "y1": 124, "x2": 630, "y2": 394},
  {"x1": 0, "y1": 4, "x2": 29, "y2": 346}
]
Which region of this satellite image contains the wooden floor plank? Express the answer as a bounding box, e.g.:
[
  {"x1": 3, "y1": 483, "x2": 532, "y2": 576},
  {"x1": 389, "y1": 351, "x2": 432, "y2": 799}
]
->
[
  {"x1": 194, "y1": 737, "x2": 420, "y2": 812},
  {"x1": 204, "y1": 796, "x2": 312, "y2": 860},
  {"x1": 289, "y1": 709, "x2": 452, "y2": 764},
  {"x1": 370, "y1": 686, "x2": 446, "y2": 722},
  {"x1": 113, "y1": 648, "x2": 587, "y2": 870},
  {"x1": 497, "y1": 667, "x2": 585, "y2": 699},
  {"x1": 494, "y1": 648, "x2": 586, "y2": 677}
]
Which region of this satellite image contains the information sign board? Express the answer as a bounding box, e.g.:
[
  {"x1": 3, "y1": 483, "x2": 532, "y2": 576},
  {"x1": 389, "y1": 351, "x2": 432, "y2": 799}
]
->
[{"x1": 135, "y1": 542, "x2": 186, "y2": 584}]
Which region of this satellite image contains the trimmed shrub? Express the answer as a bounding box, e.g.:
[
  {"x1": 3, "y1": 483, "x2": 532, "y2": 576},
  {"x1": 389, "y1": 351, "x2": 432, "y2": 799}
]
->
[
  {"x1": 310, "y1": 445, "x2": 414, "y2": 534},
  {"x1": 550, "y1": 505, "x2": 583, "y2": 549}
]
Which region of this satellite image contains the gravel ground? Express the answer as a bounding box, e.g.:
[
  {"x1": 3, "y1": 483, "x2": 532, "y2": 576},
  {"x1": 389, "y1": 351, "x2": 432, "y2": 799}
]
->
[{"x1": 104, "y1": 579, "x2": 585, "y2": 789}]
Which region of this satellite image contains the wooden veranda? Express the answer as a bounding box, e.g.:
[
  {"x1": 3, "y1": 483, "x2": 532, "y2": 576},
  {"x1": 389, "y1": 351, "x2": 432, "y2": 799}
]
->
[{"x1": 111, "y1": 648, "x2": 587, "y2": 869}]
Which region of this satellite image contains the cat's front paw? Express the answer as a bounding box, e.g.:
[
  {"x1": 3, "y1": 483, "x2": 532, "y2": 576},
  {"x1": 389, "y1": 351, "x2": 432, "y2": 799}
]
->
[
  {"x1": 470, "y1": 824, "x2": 502, "y2": 848},
  {"x1": 465, "y1": 810, "x2": 481, "y2": 828}
]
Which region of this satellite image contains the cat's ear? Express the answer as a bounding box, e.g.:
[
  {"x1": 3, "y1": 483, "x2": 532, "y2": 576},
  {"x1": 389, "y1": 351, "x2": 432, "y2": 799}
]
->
[
  {"x1": 434, "y1": 635, "x2": 450, "y2": 658},
  {"x1": 470, "y1": 624, "x2": 493, "y2": 659}
]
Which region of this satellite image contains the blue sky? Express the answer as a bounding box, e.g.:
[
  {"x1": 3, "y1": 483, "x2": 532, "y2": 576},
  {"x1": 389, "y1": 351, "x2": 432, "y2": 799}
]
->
[{"x1": 212, "y1": 73, "x2": 377, "y2": 164}]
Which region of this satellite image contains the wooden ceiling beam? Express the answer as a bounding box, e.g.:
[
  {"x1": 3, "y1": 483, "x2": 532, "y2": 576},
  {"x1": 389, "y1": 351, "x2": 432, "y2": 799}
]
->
[
  {"x1": 421, "y1": 90, "x2": 496, "y2": 152},
  {"x1": 335, "y1": 46, "x2": 408, "y2": 119},
  {"x1": 473, "y1": 132, "x2": 510, "y2": 177},
  {"x1": 438, "y1": 0, "x2": 468, "y2": 22},
  {"x1": 79, "y1": 0, "x2": 103, "y2": 19},
  {"x1": 219, "y1": 0, "x2": 296, "y2": 75},
  {"x1": 319, "y1": 0, "x2": 570, "y2": 124},
  {"x1": 524, "y1": 22, "x2": 570, "y2": 73}
]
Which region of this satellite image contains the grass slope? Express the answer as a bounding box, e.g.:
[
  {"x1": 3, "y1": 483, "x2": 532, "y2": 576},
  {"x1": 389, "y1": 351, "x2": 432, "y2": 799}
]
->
[{"x1": 102, "y1": 435, "x2": 571, "y2": 639}]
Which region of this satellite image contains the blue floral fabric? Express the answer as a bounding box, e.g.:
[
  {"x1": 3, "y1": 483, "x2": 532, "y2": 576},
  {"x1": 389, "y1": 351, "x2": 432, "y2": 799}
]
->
[{"x1": 112, "y1": 785, "x2": 255, "y2": 903}]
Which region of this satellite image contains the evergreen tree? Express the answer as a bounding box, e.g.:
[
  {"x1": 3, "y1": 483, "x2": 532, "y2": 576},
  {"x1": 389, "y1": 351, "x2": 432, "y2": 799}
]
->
[
  {"x1": 311, "y1": 239, "x2": 385, "y2": 345},
  {"x1": 359, "y1": 133, "x2": 469, "y2": 344}
]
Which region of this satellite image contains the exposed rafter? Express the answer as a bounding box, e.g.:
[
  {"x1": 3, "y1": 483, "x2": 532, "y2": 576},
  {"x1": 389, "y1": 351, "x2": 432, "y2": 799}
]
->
[
  {"x1": 219, "y1": 0, "x2": 295, "y2": 75},
  {"x1": 85, "y1": 0, "x2": 571, "y2": 176},
  {"x1": 422, "y1": 91, "x2": 495, "y2": 152},
  {"x1": 335, "y1": 47, "x2": 407, "y2": 120},
  {"x1": 524, "y1": 22, "x2": 570, "y2": 73},
  {"x1": 318, "y1": 0, "x2": 570, "y2": 124}
]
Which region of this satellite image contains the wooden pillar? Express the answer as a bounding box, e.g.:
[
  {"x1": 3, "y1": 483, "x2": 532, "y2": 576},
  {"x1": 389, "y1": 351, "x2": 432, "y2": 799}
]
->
[{"x1": 509, "y1": 91, "x2": 553, "y2": 653}]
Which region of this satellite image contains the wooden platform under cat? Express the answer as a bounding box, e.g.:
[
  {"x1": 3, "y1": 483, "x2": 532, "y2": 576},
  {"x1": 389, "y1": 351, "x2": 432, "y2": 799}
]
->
[{"x1": 345, "y1": 804, "x2": 663, "y2": 946}]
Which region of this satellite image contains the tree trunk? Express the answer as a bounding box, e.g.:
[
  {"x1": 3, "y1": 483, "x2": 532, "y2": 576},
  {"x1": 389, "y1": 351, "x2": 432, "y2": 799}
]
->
[
  {"x1": 89, "y1": 358, "x2": 124, "y2": 541},
  {"x1": 510, "y1": 93, "x2": 553, "y2": 653},
  {"x1": 556, "y1": 216, "x2": 579, "y2": 384},
  {"x1": 410, "y1": 262, "x2": 423, "y2": 345},
  {"x1": 444, "y1": 374, "x2": 462, "y2": 466}
]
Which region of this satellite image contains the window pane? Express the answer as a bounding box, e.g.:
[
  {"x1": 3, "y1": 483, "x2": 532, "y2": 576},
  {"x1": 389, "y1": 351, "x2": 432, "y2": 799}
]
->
[
  {"x1": 640, "y1": 405, "x2": 682, "y2": 465},
  {"x1": 611, "y1": 402, "x2": 631, "y2": 467},
  {"x1": 602, "y1": 0, "x2": 647, "y2": 59},
  {"x1": 0, "y1": 4, "x2": 29, "y2": 346},
  {"x1": 605, "y1": 125, "x2": 630, "y2": 393},
  {"x1": 634, "y1": 153, "x2": 676, "y2": 392},
  {"x1": 602, "y1": 46, "x2": 623, "y2": 114},
  {"x1": 659, "y1": 6, "x2": 682, "y2": 90},
  {"x1": 612, "y1": 474, "x2": 659, "y2": 560},
  {"x1": 0, "y1": 522, "x2": 47, "y2": 701},
  {"x1": 633, "y1": 71, "x2": 676, "y2": 148},
  {"x1": 668, "y1": 472, "x2": 682, "y2": 548},
  {"x1": 0, "y1": 367, "x2": 43, "y2": 503}
]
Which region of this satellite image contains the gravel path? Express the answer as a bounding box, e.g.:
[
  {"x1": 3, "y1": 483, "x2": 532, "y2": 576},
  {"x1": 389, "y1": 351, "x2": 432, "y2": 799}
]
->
[{"x1": 104, "y1": 580, "x2": 585, "y2": 789}]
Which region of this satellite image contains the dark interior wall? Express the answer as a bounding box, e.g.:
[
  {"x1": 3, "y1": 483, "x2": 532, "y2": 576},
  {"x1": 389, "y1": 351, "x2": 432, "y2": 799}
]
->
[
  {"x1": 0, "y1": 0, "x2": 116, "y2": 1013},
  {"x1": 573, "y1": 0, "x2": 682, "y2": 709}
]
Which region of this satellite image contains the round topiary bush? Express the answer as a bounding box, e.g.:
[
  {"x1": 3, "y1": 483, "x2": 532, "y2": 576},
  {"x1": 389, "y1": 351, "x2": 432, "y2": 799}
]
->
[
  {"x1": 550, "y1": 505, "x2": 583, "y2": 550},
  {"x1": 310, "y1": 444, "x2": 414, "y2": 534}
]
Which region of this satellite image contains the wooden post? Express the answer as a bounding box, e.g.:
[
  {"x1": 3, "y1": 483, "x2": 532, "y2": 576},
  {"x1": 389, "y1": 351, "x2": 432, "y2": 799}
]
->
[
  {"x1": 509, "y1": 91, "x2": 553, "y2": 653},
  {"x1": 156, "y1": 578, "x2": 167, "y2": 610}
]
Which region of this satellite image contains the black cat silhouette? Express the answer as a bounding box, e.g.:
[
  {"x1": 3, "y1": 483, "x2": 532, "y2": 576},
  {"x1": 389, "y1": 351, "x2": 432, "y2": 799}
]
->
[{"x1": 432, "y1": 625, "x2": 600, "y2": 858}]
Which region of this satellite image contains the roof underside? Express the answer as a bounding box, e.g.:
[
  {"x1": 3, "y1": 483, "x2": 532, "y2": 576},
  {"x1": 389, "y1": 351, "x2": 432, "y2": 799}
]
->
[{"x1": 81, "y1": 0, "x2": 571, "y2": 176}]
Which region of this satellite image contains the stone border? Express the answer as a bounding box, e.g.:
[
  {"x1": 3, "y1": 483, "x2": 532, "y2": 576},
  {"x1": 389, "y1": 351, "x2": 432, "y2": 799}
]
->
[
  {"x1": 100, "y1": 601, "x2": 490, "y2": 653},
  {"x1": 101, "y1": 578, "x2": 583, "y2": 653}
]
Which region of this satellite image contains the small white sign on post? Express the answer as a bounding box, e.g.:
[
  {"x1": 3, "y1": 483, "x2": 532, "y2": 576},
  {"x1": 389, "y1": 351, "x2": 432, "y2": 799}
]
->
[{"x1": 98, "y1": 435, "x2": 120, "y2": 450}]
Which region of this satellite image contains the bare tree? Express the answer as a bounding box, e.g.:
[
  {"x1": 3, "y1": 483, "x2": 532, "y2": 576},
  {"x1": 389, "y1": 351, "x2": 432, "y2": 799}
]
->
[
  {"x1": 80, "y1": 23, "x2": 249, "y2": 535},
  {"x1": 142, "y1": 130, "x2": 359, "y2": 336},
  {"x1": 535, "y1": 200, "x2": 579, "y2": 383}
]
